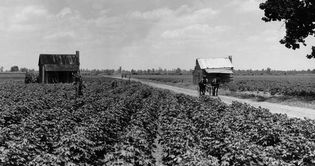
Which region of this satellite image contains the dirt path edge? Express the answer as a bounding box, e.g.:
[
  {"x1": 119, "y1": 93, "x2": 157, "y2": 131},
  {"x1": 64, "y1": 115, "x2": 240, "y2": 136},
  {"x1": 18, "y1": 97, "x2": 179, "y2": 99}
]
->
[{"x1": 105, "y1": 75, "x2": 315, "y2": 119}]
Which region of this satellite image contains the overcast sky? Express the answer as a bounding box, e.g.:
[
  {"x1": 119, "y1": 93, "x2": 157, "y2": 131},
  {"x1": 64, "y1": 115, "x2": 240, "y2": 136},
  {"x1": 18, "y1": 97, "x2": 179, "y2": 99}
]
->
[{"x1": 0, "y1": 0, "x2": 314, "y2": 70}]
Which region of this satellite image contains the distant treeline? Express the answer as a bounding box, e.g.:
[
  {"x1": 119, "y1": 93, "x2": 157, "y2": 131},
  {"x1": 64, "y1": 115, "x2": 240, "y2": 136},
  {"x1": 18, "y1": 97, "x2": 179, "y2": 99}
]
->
[
  {"x1": 80, "y1": 69, "x2": 116, "y2": 76},
  {"x1": 80, "y1": 68, "x2": 193, "y2": 76},
  {"x1": 234, "y1": 68, "x2": 315, "y2": 75},
  {"x1": 14, "y1": 67, "x2": 313, "y2": 76},
  {"x1": 126, "y1": 68, "x2": 192, "y2": 75},
  {"x1": 118, "y1": 67, "x2": 315, "y2": 76}
]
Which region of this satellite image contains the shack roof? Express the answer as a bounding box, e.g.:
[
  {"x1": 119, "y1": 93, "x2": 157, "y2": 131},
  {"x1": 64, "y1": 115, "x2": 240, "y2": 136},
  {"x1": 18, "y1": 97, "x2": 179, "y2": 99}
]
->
[
  {"x1": 38, "y1": 54, "x2": 79, "y2": 66},
  {"x1": 197, "y1": 58, "x2": 233, "y2": 69}
]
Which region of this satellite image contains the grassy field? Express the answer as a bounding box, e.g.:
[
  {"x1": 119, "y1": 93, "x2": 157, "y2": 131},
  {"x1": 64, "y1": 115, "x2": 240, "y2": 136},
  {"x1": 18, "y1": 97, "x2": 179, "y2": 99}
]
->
[
  {"x1": 132, "y1": 74, "x2": 193, "y2": 83},
  {"x1": 0, "y1": 72, "x2": 25, "y2": 80},
  {"x1": 132, "y1": 74, "x2": 315, "y2": 87},
  {"x1": 132, "y1": 74, "x2": 315, "y2": 108},
  {"x1": 132, "y1": 74, "x2": 315, "y2": 91}
]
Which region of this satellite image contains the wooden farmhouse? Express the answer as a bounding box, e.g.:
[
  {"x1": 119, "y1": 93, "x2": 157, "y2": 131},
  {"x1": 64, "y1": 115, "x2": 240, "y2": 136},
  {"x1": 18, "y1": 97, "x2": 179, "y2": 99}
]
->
[
  {"x1": 38, "y1": 51, "x2": 80, "y2": 83},
  {"x1": 193, "y1": 56, "x2": 233, "y2": 84}
]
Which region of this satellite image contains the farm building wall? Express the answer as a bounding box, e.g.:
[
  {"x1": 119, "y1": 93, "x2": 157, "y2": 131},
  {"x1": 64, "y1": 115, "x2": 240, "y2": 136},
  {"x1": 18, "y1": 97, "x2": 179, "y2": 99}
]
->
[
  {"x1": 38, "y1": 51, "x2": 80, "y2": 83},
  {"x1": 193, "y1": 60, "x2": 202, "y2": 84},
  {"x1": 193, "y1": 70, "x2": 203, "y2": 84}
]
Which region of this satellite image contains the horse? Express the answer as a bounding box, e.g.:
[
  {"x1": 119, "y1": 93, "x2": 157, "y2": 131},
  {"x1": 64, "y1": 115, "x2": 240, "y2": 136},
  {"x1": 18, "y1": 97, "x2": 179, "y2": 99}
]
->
[{"x1": 211, "y1": 78, "x2": 220, "y2": 96}]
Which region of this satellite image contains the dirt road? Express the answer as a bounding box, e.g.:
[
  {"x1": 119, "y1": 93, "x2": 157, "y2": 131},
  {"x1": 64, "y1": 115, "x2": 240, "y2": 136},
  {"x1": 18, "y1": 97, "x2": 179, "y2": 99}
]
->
[{"x1": 109, "y1": 76, "x2": 315, "y2": 119}]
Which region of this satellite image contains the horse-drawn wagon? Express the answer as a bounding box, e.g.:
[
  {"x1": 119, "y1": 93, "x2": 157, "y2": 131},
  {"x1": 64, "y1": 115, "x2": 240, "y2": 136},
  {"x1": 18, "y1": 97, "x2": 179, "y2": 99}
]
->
[{"x1": 193, "y1": 56, "x2": 233, "y2": 96}]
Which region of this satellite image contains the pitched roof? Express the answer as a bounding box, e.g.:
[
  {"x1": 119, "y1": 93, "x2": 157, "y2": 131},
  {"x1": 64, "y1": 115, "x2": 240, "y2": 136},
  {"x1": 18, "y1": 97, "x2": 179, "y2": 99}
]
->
[
  {"x1": 197, "y1": 58, "x2": 233, "y2": 69},
  {"x1": 39, "y1": 54, "x2": 79, "y2": 66}
]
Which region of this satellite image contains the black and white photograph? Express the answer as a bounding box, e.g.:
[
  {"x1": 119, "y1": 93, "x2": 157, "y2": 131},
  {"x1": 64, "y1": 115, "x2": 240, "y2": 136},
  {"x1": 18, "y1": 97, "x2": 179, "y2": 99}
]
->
[{"x1": 0, "y1": 0, "x2": 314, "y2": 165}]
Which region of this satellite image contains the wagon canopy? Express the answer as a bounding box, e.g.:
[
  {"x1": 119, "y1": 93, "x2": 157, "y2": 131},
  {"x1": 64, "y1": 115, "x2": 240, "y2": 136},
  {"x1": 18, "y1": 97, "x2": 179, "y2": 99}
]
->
[
  {"x1": 197, "y1": 58, "x2": 233, "y2": 70},
  {"x1": 205, "y1": 68, "x2": 233, "y2": 74},
  {"x1": 193, "y1": 57, "x2": 233, "y2": 84}
]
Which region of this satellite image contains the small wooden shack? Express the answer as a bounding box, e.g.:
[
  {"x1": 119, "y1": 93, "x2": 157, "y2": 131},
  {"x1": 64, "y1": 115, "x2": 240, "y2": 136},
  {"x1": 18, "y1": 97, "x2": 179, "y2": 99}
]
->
[
  {"x1": 193, "y1": 56, "x2": 233, "y2": 84},
  {"x1": 38, "y1": 51, "x2": 80, "y2": 83}
]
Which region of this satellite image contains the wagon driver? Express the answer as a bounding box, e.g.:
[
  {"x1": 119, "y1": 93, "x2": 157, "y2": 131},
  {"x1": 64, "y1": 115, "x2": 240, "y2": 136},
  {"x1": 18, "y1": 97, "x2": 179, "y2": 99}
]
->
[{"x1": 199, "y1": 76, "x2": 208, "y2": 96}]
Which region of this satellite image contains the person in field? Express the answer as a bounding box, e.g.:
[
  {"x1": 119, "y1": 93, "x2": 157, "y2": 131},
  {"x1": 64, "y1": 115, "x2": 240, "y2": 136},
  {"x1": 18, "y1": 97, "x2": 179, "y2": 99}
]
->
[
  {"x1": 111, "y1": 80, "x2": 118, "y2": 88},
  {"x1": 199, "y1": 76, "x2": 208, "y2": 96},
  {"x1": 211, "y1": 78, "x2": 220, "y2": 96},
  {"x1": 73, "y1": 73, "x2": 85, "y2": 97}
]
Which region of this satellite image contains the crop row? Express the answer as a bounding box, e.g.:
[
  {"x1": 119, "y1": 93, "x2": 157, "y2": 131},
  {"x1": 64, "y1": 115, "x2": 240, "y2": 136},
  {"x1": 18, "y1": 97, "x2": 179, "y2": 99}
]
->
[
  {"x1": 222, "y1": 76, "x2": 315, "y2": 98},
  {"x1": 0, "y1": 77, "x2": 315, "y2": 165},
  {"x1": 159, "y1": 94, "x2": 315, "y2": 165},
  {"x1": 0, "y1": 78, "x2": 162, "y2": 165}
]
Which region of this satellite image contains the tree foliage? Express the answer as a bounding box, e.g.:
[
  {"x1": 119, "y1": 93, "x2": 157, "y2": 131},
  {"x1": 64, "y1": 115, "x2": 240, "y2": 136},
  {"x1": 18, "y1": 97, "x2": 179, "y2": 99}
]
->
[
  {"x1": 10, "y1": 66, "x2": 19, "y2": 72},
  {"x1": 259, "y1": 0, "x2": 315, "y2": 58}
]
